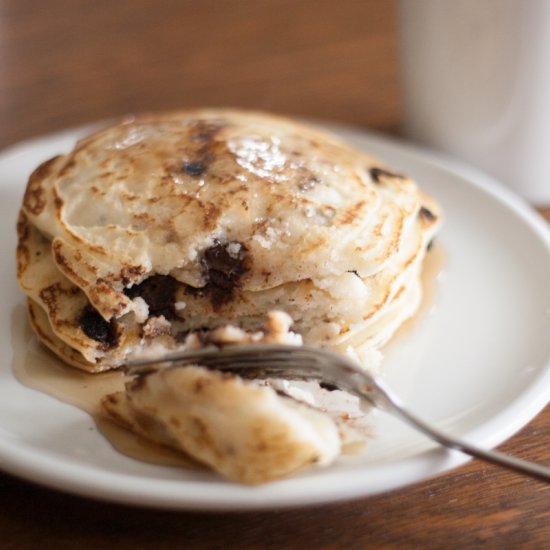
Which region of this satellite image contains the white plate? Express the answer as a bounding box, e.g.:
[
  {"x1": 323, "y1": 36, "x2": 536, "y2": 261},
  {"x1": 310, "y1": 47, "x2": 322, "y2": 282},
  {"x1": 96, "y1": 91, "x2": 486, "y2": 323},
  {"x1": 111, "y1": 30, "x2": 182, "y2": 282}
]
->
[{"x1": 1, "y1": 123, "x2": 550, "y2": 511}]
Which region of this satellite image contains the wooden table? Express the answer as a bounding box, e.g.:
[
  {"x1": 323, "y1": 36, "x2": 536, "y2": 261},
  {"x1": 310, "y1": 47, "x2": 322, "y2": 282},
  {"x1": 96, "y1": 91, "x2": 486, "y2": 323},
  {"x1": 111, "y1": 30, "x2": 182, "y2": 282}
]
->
[{"x1": 1, "y1": 1, "x2": 549, "y2": 547}]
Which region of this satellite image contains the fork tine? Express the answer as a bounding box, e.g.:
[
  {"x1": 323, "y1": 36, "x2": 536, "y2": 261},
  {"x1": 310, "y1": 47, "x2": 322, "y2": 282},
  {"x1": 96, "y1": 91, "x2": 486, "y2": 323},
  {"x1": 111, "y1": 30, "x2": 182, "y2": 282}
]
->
[
  {"x1": 227, "y1": 361, "x2": 320, "y2": 373},
  {"x1": 125, "y1": 345, "x2": 329, "y2": 378}
]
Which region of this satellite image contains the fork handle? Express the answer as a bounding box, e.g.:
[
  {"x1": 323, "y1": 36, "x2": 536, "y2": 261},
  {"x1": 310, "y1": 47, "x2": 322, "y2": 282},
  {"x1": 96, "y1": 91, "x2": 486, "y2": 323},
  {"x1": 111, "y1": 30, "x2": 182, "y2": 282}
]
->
[
  {"x1": 391, "y1": 404, "x2": 550, "y2": 482},
  {"x1": 358, "y1": 380, "x2": 550, "y2": 483}
]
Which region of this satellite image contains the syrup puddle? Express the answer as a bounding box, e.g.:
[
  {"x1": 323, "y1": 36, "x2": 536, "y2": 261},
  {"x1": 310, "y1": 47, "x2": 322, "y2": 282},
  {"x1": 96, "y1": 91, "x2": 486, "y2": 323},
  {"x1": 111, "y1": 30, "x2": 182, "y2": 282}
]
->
[{"x1": 12, "y1": 308, "x2": 202, "y2": 471}]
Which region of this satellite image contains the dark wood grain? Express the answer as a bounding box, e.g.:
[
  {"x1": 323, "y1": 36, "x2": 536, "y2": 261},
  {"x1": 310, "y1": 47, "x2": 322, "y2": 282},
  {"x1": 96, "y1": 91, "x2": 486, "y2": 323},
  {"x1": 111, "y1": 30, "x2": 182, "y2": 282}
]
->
[
  {"x1": 1, "y1": 1, "x2": 549, "y2": 548},
  {"x1": 0, "y1": 0, "x2": 401, "y2": 150}
]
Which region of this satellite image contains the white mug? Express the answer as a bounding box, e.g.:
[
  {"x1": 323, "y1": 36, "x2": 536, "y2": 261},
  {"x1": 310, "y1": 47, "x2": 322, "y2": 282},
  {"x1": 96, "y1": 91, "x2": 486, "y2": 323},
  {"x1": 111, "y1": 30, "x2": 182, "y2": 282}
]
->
[{"x1": 399, "y1": 0, "x2": 550, "y2": 204}]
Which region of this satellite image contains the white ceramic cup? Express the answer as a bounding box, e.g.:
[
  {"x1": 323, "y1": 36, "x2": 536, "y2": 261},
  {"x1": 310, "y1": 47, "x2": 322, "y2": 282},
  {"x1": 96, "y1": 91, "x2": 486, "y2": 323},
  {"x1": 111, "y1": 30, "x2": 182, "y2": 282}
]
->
[{"x1": 399, "y1": 0, "x2": 550, "y2": 204}]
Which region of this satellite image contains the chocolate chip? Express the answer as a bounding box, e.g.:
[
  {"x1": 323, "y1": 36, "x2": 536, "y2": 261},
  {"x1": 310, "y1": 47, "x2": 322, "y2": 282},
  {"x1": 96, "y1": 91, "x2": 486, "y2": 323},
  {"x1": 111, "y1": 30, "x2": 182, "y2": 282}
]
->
[
  {"x1": 368, "y1": 167, "x2": 405, "y2": 184},
  {"x1": 320, "y1": 382, "x2": 339, "y2": 392},
  {"x1": 200, "y1": 240, "x2": 248, "y2": 309},
  {"x1": 419, "y1": 206, "x2": 436, "y2": 222},
  {"x1": 80, "y1": 307, "x2": 117, "y2": 347},
  {"x1": 124, "y1": 275, "x2": 180, "y2": 319},
  {"x1": 202, "y1": 241, "x2": 246, "y2": 278},
  {"x1": 183, "y1": 161, "x2": 207, "y2": 177}
]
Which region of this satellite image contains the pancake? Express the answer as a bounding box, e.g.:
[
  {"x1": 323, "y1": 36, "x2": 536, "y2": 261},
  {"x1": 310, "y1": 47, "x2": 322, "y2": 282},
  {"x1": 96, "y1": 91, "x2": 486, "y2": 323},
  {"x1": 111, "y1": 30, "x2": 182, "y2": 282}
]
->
[
  {"x1": 16, "y1": 109, "x2": 441, "y2": 371},
  {"x1": 102, "y1": 365, "x2": 342, "y2": 485}
]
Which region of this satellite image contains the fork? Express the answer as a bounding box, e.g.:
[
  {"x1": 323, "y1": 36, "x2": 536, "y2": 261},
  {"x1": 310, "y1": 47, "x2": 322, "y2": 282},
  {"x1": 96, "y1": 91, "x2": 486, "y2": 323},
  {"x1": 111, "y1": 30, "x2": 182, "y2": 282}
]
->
[{"x1": 127, "y1": 344, "x2": 550, "y2": 483}]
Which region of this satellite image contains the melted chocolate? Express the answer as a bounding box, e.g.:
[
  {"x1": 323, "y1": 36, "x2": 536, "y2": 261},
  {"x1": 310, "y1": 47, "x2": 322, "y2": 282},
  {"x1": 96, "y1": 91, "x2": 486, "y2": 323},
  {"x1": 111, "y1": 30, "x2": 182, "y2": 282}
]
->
[
  {"x1": 200, "y1": 240, "x2": 248, "y2": 309},
  {"x1": 79, "y1": 307, "x2": 117, "y2": 347},
  {"x1": 124, "y1": 275, "x2": 180, "y2": 319}
]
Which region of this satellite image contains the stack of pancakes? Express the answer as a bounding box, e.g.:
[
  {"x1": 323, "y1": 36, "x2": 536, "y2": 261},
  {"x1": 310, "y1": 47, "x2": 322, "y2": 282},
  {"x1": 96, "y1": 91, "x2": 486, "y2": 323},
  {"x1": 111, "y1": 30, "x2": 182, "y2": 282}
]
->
[
  {"x1": 16, "y1": 110, "x2": 441, "y2": 482},
  {"x1": 17, "y1": 109, "x2": 440, "y2": 373}
]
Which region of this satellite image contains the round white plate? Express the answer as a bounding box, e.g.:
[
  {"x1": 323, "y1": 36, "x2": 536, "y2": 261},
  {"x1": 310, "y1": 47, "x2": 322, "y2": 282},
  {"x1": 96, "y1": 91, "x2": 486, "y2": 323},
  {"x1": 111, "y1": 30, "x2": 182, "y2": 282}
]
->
[{"x1": 1, "y1": 122, "x2": 550, "y2": 511}]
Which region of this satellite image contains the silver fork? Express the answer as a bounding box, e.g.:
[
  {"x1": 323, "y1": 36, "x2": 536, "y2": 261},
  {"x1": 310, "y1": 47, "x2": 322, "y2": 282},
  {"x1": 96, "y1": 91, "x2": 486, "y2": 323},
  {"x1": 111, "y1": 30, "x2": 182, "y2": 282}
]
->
[{"x1": 128, "y1": 344, "x2": 550, "y2": 483}]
